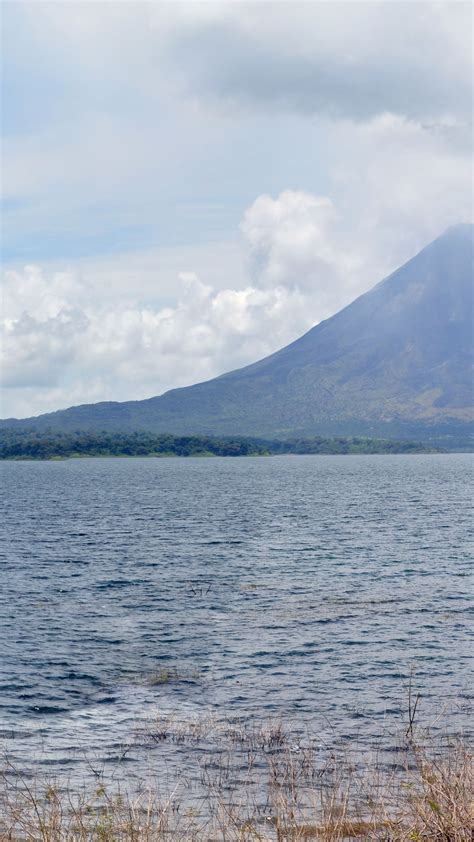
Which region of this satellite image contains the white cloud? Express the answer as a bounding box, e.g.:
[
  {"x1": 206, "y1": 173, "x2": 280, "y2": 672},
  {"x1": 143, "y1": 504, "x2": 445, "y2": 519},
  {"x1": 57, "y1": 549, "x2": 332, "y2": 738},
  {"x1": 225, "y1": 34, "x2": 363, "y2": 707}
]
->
[
  {"x1": 0, "y1": 270, "x2": 312, "y2": 417},
  {"x1": 240, "y1": 190, "x2": 366, "y2": 316},
  {"x1": 16, "y1": 2, "x2": 469, "y2": 125},
  {"x1": 242, "y1": 192, "x2": 337, "y2": 286},
  {"x1": 327, "y1": 112, "x2": 473, "y2": 275},
  {"x1": 1, "y1": 2, "x2": 472, "y2": 419},
  {"x1": 153, "y1": 1, "x2": 472, "y2": 124},
  {"x1": 1, "y1": 192, "x2": 354, "y2": 417},
  {"x1": 2, "y1": 168, "x2": 472, "y2": 418}
]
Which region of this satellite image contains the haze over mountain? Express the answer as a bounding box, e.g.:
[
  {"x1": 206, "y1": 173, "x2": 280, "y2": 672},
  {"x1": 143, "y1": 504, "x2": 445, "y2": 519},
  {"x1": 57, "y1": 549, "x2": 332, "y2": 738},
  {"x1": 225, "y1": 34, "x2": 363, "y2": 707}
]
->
[{"x1": 3, "y1": 224, "x2": 473, "y2": 443}]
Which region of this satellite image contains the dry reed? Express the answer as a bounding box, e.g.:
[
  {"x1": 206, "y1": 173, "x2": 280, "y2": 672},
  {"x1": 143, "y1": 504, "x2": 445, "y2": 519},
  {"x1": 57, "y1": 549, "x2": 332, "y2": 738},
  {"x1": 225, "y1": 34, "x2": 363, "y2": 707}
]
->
[{"x1": 1, "y1": 710, "x2": 472, "y2": 842}]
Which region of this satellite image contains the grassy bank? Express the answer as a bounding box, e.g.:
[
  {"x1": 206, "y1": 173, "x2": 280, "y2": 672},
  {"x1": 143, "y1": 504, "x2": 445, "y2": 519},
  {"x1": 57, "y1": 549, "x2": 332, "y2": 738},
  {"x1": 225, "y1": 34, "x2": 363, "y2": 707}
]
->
[
  {"x1": 1, "y1": 716, "x2": 472, "y2": 840},
  {"x1": 0, "y1": 429, "x2": 439, "y2": 460}
]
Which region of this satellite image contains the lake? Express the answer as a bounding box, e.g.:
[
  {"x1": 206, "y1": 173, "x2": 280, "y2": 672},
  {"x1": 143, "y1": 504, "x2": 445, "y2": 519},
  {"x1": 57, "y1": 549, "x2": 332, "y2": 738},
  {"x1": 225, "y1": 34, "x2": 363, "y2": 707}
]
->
[{"x1": 0, "y1": 454, "x2": 472, "y2": 788}]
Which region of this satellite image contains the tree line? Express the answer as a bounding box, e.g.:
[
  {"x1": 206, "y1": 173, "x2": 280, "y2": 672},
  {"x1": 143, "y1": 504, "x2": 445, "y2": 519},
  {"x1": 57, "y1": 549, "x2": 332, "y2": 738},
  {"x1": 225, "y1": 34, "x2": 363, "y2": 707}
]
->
[{"x1": 0, "y1": 428, "x2": 436, "y2": 460}]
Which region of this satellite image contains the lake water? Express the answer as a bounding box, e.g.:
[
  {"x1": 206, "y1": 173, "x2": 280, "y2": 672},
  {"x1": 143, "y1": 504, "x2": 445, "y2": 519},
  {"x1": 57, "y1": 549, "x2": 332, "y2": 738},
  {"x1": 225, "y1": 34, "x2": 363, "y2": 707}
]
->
[{"x1": 0, "y1": 454, "x2": 472, "y2": 788}]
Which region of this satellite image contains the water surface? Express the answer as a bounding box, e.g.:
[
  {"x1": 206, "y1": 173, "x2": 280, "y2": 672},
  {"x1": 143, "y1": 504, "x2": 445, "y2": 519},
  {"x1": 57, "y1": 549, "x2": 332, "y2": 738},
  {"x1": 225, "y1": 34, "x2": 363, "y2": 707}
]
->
[{"x1": 1, "y1": 455, "x2": 472, "y2": 784}]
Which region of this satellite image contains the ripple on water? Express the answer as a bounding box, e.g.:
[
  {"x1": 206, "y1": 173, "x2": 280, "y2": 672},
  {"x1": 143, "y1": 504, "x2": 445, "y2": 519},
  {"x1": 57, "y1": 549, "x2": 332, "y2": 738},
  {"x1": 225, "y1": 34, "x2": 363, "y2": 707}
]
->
[{"x1": 0, "y1": 454, "x2": 472, "y2": 785}]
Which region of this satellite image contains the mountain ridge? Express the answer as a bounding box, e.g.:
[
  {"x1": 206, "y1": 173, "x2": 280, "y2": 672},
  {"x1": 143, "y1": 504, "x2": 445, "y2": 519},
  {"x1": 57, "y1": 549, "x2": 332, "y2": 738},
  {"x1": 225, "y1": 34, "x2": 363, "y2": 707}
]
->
[{"x1": 2, "y1": 223, "x2": 473, "y2": 444}]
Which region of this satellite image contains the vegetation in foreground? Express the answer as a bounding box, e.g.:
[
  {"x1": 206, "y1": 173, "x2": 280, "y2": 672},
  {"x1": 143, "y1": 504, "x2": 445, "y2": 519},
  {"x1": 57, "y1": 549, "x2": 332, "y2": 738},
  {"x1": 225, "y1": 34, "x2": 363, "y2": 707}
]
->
[
  {"x1": 0, "y1": 429, "x2": 438, "y2": 460},
  {"x1": 0, "y1": 715, "x2": 472, "y2": 841}
]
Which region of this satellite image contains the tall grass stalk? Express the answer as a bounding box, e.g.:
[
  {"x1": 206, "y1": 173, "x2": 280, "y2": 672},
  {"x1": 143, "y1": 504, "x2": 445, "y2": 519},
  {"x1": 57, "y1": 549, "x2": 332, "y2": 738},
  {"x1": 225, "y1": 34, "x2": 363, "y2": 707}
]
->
[{"x1": 1, "y1": 719, "x2": 472, "y2": 841}]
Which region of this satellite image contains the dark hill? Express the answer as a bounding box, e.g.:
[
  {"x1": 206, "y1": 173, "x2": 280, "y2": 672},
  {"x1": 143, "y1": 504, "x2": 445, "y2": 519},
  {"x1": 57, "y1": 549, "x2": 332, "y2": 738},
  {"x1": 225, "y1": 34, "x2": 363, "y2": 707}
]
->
[{"x1": 3, "y1": 224, "x2": 473, "y2": 445}]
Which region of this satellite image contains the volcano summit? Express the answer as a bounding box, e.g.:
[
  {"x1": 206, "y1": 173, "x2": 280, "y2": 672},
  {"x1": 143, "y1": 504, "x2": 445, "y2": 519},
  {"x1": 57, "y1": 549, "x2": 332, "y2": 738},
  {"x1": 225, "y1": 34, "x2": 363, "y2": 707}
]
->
[{"x1": 3, "y1": 224, "x2": 473, "y2": 445}]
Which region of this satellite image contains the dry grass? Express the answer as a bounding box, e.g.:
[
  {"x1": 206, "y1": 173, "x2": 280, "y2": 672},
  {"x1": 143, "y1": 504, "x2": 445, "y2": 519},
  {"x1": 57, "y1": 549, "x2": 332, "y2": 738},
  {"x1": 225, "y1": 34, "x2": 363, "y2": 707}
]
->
[{"x1": 0, "y1": 718, "x2": 472, "y2": 841}]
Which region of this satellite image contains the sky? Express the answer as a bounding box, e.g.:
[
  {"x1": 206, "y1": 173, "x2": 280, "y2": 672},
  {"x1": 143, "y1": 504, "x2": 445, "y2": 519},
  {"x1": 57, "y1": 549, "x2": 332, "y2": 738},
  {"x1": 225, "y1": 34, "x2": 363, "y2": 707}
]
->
[{"x1": 1, "y1": 0, "x2": 472, "y2": 419}]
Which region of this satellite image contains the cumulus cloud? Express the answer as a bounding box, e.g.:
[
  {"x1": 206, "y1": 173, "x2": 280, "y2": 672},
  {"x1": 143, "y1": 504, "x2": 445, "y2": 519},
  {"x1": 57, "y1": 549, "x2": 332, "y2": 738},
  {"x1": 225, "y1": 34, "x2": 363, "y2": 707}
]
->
[
  {"x1": 242, "y1": 192, "x2": 336, "y2": 287},
  {"x1": 1, "y1": 192, "x2": 355, "y2": 417},
  {"x1": 1, "y1": 3, "x2": 472, "y2": 418},
  {"x1": 2, "y1": 171, "x2": 472, "y2": 419},
  {"x1": 3, "y1": 2, "x2": 471, "y2": 271},
  {"x1": 0, "y1": 271, "x2": 310, "y2": 417}
]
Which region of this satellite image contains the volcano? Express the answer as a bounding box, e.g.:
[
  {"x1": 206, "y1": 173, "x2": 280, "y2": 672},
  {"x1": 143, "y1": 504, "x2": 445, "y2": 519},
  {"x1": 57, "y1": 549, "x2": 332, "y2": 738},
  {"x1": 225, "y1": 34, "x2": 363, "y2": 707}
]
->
[{"x1": 3, "y1": 224, "x2": 473, "y2": 444}]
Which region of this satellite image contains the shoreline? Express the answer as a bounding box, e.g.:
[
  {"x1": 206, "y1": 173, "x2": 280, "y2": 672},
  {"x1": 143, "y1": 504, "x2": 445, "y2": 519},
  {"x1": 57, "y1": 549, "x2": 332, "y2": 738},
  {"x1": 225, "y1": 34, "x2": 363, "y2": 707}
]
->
[
  {"x1": 1, "y1": 717, "x2": 472, "y2": 840},
  {"x1": 1, "y1": 451, "x2": 452, "y2": 461},
  {"x1": 0, "y1": 430, "x2": 452, "y2": 461}
]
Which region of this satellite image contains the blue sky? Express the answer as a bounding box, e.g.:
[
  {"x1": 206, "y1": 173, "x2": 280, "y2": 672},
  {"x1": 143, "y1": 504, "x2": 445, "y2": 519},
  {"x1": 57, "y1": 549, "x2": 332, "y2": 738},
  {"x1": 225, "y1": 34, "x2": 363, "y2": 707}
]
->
[{"x1": 1, "y1": 1, "x2": 472, "y2": 418}]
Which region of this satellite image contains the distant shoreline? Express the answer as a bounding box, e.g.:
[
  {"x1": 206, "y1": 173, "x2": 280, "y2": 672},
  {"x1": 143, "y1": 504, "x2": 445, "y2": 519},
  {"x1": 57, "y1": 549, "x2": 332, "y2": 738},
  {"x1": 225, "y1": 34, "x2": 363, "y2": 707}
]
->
[
  {"x1": 2, "y1": 453, "x2": 453, "y2": 461},
  {"x1": 0, "y1": 429, "x2": 445, "y2": 460}
]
